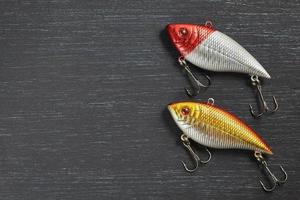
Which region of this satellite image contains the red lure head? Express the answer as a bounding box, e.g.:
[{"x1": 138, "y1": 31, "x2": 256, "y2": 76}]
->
[{"x1": 166, "y1": 24, "x2": 215, "y2": 56}]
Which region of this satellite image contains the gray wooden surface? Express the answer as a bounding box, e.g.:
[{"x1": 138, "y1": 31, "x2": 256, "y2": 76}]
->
[{"x1": 0, "y1": 0, "x2": 299, "y2": 199}]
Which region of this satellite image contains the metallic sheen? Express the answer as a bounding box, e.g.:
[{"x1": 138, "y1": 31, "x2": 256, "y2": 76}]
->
[
  {"x1": 168, "y1": 101, "x2": 273, "y2": 154},
  {"x1": 166, "y1": 23, "x2": 271, "y2": 79}
]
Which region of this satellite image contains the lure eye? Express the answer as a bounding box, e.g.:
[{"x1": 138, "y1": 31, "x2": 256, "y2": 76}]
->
[
  {"x1": 181, "y1": 107, "x2": 190, "y2": 115},
  {"x1": 179, "y1": 27, "x2": 188, "y2": 36}
]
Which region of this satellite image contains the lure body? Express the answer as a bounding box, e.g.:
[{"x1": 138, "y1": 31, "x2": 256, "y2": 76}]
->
[
  {"x1": 166, "y1": 23, "x2": 271, "y2": 79},
  {"x1": 168, "y1": 101, "x2": 272, "y2": 154}
]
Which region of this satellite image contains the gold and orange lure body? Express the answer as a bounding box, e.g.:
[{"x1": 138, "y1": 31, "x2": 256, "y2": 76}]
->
[{"x1": 168, "y1": 98, "x2": 287, "y2": 192}]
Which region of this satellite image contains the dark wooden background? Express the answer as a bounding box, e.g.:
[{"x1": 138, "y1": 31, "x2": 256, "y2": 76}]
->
[{"x1": 0, "y1": 0, "x2": 299, "y2": 199}]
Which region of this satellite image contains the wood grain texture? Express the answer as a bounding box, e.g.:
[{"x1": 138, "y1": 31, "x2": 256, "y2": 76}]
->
[{"x1": 0, "y1": 0, "x2": 299, "y2": 199}]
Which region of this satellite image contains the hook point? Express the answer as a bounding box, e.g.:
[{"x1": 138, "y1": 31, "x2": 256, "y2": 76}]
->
[
  {"x1": 178, "y1": 57, "x2": 211, "y2": 97},
  {"x1": 180, "y1": 134, "x2": 211, "y2": 172},
  {"x1": 181, "y1": 160, "x2": 198, "y2": 173},
  {"x1": 255, "y1": 152, "x2": 287, "y2": 192},
  {"x1": 249, "y1": 76, "x2": 279, "y2": 118}
]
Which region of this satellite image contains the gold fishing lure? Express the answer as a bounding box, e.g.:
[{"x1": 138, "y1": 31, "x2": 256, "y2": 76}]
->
[{"x1": 168, "y1": 98, "x2": 287, "y2": 192}]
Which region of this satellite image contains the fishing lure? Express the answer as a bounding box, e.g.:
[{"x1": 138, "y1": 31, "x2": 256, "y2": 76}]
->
[
  {"x1": 168, "y1": 98, "x2": 287, "y2": 192},
  {"x1": 166, "y1": 21, "x2": 278, "y2": 118}
]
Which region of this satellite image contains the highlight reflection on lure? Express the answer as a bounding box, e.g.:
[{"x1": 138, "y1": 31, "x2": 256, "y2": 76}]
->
[
  {"x1": 166, "y1": 21, "x2": 278, "y2": 118},
  {"x1": 168, "y1": 98, "x2": 287, "y2": 192}
]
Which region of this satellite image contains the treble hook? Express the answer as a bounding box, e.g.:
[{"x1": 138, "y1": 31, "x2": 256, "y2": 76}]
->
[
  {"x1": 178, "y1": 57, "x2": 211, "y2": 97},
  {"x1": 180, "y1": 134, "x2": 211, "y2": 172},
  {"x1": 249, "y1": 75, "x2": 279, "y2": 118},
  {"x1": 254, "y1": 151, "x2": 288, "y2": 192}
]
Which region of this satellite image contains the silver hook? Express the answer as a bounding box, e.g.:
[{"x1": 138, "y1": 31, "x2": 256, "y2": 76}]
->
[
  {"x1": 178, "y1": 56, "x2": 211, "y2": 97},
  {"x1": 254, "y1": 151, "x2": 288, "y2": 192},
  {"x1": 249, "y1": 75, "x2": 279, "y2": 118},
  {"x1": 180, "y1": 134, "x2": 211, "y2": 173}
]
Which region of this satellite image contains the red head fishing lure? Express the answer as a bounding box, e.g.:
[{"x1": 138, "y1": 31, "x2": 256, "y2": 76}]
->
[
  {"x1": 166, "y1": 21, "x2": 278, "y2": 118},
  {"x1": 167, "y1": 98, "x2": 287, "y2": 192}
]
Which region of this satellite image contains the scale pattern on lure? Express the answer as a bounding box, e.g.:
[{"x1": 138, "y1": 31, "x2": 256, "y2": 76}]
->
[
  {"x1": 168, "y1": 101, "x2": 272, "y2": 154},
  {"x1": 168, "y1": 99, "x2": 287, "y2": 192},
  {"x1": 166, "y1": 23, "x2": 271, "y2": 79}
]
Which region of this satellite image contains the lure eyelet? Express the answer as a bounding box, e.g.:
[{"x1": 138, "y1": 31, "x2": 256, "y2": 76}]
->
[
  {"x1": 207, "y1": 98, "x2": 215, "y2": 105},
  {"x1": 205, "y1": 20, "x2": 213, "y2": 28}
]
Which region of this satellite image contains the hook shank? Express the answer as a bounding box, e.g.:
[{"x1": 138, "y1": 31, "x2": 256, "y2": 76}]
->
[
  {"x1": 180, "y1": 134, "x2": 211, "y2": 173},
  {"x1": 254, "y1": 151, "x2": 287, "y2": 192},
  {"x1": 249, "y1": 75, "x2": 278, "y2": 118},
  {"x1": 178, "y1": 57, "x2": 211, "y2": 97}
]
